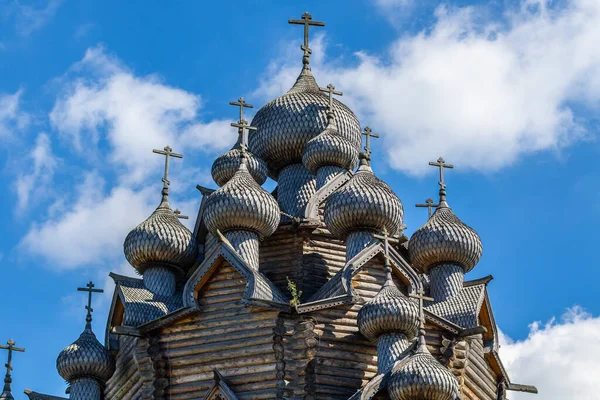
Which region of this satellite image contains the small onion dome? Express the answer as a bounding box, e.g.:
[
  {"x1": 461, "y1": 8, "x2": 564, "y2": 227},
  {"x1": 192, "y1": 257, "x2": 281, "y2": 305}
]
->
[
  {"x1": 211, "y1": 138, "x2": 268, "y2": 186},
  {"x1": 123, "y1": 195, "x2": 198, "y2": 274},
  {"x1": 56, "y1": 326, "x2": 115, "y2": 383},
  {"x1": 357, "y1": 282, "x2": 420, "y2": 341},
  {"x1": 249, "y1": 67, "x2": 361, "y2": 179},
  {"x1": 408, "y1": 201, "x2": 482, "y2": 274},
  {"x1": 302, "y1": 121, "x2": 359, "y2": 175},
  {"x1": 203, "y1": 159, "x2": 279, "y2": 238},
  {"x1": 324, "y1": 156, "x2": 404, "y2": 238},
  {"x1": 388, "y1": 337, "x2": 459, "y2": 400}
]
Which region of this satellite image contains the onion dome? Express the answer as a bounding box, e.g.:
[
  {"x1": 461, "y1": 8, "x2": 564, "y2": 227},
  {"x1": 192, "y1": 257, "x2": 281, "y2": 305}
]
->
[
  {"x1": 249, "y1": 66, "x2": 361, "y2": 179},
  {"x1": 203, "y1": 158, "x2": 280, "y2": 238},
  {"x1": 123, "y1": 191, "x2": 198, "y2": 274},
  {"x1": 57, "y1": 283, "x2": 115, "y2": 384},
  {"x1": 56, "y1": 325, "x2": 115, "y2": 384},
  {"x1": 324, "y1": 155, "x2": 404, "y2": 238},
  {"x1": 408, "y1": 189, "x2": 482, "y2": 274},
  {"x1": 211, "y1": 139, "x2": 268, "y2": 186},
  {"x1": 388, "y1": 334, "x2": 459, "y2": 400},
  {"x1": 358, "y1": 281, "x2": 420, "y2": 341},
  {"x1": 302, "y1": 112, "x2": 358, "y2": 175}
]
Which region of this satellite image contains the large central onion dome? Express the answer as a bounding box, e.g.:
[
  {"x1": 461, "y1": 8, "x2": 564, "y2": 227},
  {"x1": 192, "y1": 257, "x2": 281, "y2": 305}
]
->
[
  {"x1": 408, "y1": 195, "x2": 482, "y2": 273},
  {"x1": 358, "y1": 282, "x2": 420, "y2": 341},
  {"x1": 325, "y1": 156, "x2": 404, "y2": 239},
  {"x1": 388, "y1": 335, "x2": 459, "y2": 400},
  {"x1": 203, "y1": 159, "x2": 280, "y2": 238},
  {"x1": 249, "y1": 67, "x2": 361, "y2": 179},
  {"x1": 56, "y1": 325, "x2": 115, "y2": 384},
  {"x1": 211, "y1": 135, "x2": 268, "y2": 187},
  {"x1": 123, "y1": 193, "x2": 198, "y2": 274}
]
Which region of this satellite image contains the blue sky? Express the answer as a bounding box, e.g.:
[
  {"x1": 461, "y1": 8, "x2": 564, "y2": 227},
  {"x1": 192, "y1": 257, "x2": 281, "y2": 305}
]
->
[{"x1": 1, "y1": 0, "x2": 599, "y2": 398}]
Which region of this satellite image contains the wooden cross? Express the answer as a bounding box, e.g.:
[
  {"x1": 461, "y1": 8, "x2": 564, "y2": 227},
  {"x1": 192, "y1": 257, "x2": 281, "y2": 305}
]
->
[
  {"x1": 288, "y1": 12, "x2": 325, "y2": 56},
  {"x1": 231, "y1": 119, "x2": 257, "y2": 154},
  {"x1": 319, "y1": 83, "x2": 342, "y2": 111},
  {"x1": 409, "y1": 288, "x2": 434, "y2": 328},
  {"x1": 1, "y1": 339, "x2": 25, "y2": 379},
  {"x1": 174, "y1": 209, "x2": 189, "y2": 220},
  {"x1": 416, "y1": 198, "x2": 439, "y2": 219},
  {"x1": 361, "y1": 127, "x2": 380, "y2": 157},
  {"x1": 428, "y1": 157, "x2": 454, "y2": 189},
  {"x1": 153, "y1": 146, "x2": 183, "y2": 188},
  {"x1": 229, "y1": 97, "x2": 253, "y2": 125},
  {"x1": 77, "y1": 281, "x2": 103, "y2": 322}
]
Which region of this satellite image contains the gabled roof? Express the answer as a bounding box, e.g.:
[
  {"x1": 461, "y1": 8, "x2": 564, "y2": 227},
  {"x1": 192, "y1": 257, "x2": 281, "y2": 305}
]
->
[
  {"x1": 425, "y1": 283, "x2": 487, "y2": 329},
  {"x1": 299, "y1": 240, "x2": 421, "y2": 313},
  {"x1": 203, "y1": 370, "x2": 239, "y2": 400},
  {"x1": 108, "y1": 273, "x2": 183, "y2": 327},
  {"x1": 304, "y1": 170, "x2": 353, "y2": 220},
  {"x1": 184, "y1": 238, "x2": 290, "y2": 311},
  {"x1": 23, "y1": 390, "x2": 66, "y2": 400}
]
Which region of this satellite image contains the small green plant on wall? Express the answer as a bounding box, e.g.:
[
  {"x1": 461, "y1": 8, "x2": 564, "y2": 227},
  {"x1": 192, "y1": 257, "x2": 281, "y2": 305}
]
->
[{"x1": 287, "y1": 276, "x2": 302, "y2": 307}]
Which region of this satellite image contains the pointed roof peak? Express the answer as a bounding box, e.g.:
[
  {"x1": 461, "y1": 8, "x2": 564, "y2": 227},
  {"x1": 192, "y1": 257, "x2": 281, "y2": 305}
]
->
[{"x1": 287, "y1": 66, "x2": 320, "y2": 94}]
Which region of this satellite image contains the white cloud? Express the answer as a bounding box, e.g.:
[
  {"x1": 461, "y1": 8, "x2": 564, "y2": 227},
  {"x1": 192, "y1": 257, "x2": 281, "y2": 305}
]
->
[
  {"x1": 20, "y1": 172, "x2": 155, "y2": 269},
  {"x1": 50, "y1": 45, "x2": 235, "y2": 184},
  {"x1": 257, "y1": 0, "x2": 600, "y2": 175},
  {"x1": 500, "y1": 306, "x2": 600, "y2": 399},
  {"x1": 2, "y1": 0, "x2": 63, "y2": 36},
  {"x1": 0, "y1": 89, "x2": 29, "y2": 138},
  {"x1": 15, "y1": 133, "x2": 57, "y2": 212}
]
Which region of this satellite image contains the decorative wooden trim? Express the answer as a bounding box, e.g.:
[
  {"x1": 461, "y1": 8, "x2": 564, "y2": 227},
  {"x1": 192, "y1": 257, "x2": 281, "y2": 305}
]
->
[{"x1": 304, "y1": 170, "x2": 353, "y2": 219}]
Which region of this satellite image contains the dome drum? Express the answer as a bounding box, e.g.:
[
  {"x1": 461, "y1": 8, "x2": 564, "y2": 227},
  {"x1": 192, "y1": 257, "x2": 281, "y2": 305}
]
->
[
  {"x1": 143, "y1": 266, "x2": 177, "y2": 297},
  {"x1": 224, "y1": 229, "x2": 260, "y2": 270},
  {"x1": 69, "y1": 378, "x2": 103, "y2": 399},
  {"x1": 315, "y1": 165, "x2": 345, "y2": 190},
  {"x1": 377, "y1": 332, "x2": 410, "y2": 373},
  {"x1": 429, "y1": 263, "x2": 464, "y2": 302},
  {"x1": 276, "y1": 163, "x2": 316, "y2": 220}
]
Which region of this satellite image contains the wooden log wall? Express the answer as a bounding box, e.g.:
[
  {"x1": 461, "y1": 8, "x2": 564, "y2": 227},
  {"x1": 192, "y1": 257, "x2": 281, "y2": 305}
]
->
[
  {"x1": 159, "y1": 263, "x2": 281, "y2": 399},
  {"x1": 105, "y1": 336, "x2": 142, "y2": 400},
  {"x1": 260, "y1": 227, "x2": 347, "y2": 301},
  {"x1": 307, "y1": 259, "x2": 421, "y2": 399},
  {"x1": 462, "y1": 334, "x2": 498, "y2": 400}
]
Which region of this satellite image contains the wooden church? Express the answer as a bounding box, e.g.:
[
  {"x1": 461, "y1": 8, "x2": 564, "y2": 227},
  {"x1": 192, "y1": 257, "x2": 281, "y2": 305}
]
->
[{"x1": 4, "y1": 12, "x2": 538, "y2": 400}]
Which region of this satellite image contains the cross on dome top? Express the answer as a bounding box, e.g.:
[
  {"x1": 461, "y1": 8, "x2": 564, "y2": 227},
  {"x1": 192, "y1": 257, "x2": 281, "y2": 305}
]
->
[
  {"x1": 361, "y1": 126, "x2": 380, "y2": 159},
  {"x1": 153, "y1": 146, "x2": 183, "y2": 197},
  {"x1": 1, "y1": 339, "x2": 25, "y2": 396},
  {"x1": 428, "y1": 157, "x2": 454, "y2": 206},
  {"x1": 416, "y1": 198, "x2": 439, "y2": 219},
  {"x1": 77, "y1": 281, "x2": 103, "y2": 325},
  {"x1": 231, "y1": 118, "x2": 257, "y2": 156},
  {"x1": 409, "y1": 287, "x2": 434, "y2": 330},
  {"x1": 288, "y1": 12, "x2": 325, "y2": 65},
  {"x1": 373, "y1": 228, "x2": 400, "y2": 282},
  {"x1": 229, "y1": 97, "x2": 253, "y2": 125}
]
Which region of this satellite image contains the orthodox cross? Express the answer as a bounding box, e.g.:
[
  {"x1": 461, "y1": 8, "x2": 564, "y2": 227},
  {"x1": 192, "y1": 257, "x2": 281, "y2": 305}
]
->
[
  {"x1": 416, "y1": 198, "x2": 439, "y2": 219},
  {"x1": 231, "y1": 119, "x2": 257, "y2": 154},
  {"x1": 153, "y1": 146, "x2": 183, "y2": 189},
  {"x1": 373, "y1": 228, "x2": 400, "y2": 278},
  {"x1": 229, "y1": 97, "x2": 253, "y2": 125},
  {"x1": 288, "y1": 12, "x2": 325, "y2": 56},
  {"x1": 428, "y1": 157, "x2": 454, "y2": 189},
  {"x1": 409, "y1": 288, "x2": 434, "y2": 328},
  {"x1": 361, "y1": 127, "x2": 380, "y2": 157},
  {"x1": 319, "y1": 83, "x2": 343, "y2": 111},
  {"x1": 174, "y1": 209, "x2": 189, "y2": 220},
  {"x1": 1, "y1": 339, "x2": 25, "y2": 392},
  {"x1": 77, "y1": 281, "x2": 103, "y2": 323}
]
